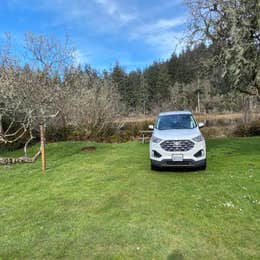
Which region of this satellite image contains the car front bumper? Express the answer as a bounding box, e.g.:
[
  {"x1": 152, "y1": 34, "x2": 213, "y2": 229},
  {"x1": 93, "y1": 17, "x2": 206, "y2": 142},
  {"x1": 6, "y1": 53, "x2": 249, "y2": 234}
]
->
[
  {"x1": 151, "y1": 158, "x2": 206, "y2": 168},
  {"x1": 150, "y1": 139, "x2": 206, "y2": 167}
]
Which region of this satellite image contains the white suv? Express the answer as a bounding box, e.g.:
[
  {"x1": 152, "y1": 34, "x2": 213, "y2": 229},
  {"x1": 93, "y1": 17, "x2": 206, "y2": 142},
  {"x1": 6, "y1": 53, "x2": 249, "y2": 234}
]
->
[{"x1": 149, "y1": 111, "x2": 206, "y2": 170}]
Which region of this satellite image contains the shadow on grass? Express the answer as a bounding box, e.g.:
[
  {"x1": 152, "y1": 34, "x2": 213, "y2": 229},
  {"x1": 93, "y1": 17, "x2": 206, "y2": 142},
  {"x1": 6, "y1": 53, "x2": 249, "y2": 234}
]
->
[
  {"x1": 167, "y1": 250, "x2": 184, "y2": 260},
  {"x1": 151, "y1": 166, "x2": 205, "y2": 176}
]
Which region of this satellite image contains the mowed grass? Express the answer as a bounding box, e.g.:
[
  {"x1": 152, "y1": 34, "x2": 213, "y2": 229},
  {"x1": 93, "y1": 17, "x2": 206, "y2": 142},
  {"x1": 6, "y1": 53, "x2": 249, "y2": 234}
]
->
[{"x1": 0, "y1": 137, "x2": 259, "y2": 259}]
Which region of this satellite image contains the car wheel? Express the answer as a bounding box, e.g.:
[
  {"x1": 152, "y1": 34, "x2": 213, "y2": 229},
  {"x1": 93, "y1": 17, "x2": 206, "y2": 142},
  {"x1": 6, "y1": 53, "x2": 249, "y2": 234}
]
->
[
  {"x1": 151, "y1": 162, "x2": 160, "y2": 171},
  {"x1": 199, "y1": 159, "x2": 207, "y2": 170}
]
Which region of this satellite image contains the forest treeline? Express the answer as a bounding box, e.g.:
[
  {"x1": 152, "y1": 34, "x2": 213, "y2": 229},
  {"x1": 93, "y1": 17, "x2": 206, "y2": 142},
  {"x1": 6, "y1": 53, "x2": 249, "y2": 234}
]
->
[
  {"x1": 110, "y1": 43, "x2": 247, "y2": 114},
  {"x1": 44, "y1": 42, "x2": 255, "y2": 117}
]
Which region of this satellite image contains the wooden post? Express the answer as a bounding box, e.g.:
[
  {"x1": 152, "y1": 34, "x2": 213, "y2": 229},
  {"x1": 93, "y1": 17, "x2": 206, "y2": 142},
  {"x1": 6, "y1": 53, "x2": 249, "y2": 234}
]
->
[
  {"x1": 40, "y1": 124, "x2": 46, "y2": 171},
  {"x1": 197, "y1": 78, "x2": 201, "y2": 113},
  {"x1": 0, "y1": 115, "x2": 3, "y2": 134}
]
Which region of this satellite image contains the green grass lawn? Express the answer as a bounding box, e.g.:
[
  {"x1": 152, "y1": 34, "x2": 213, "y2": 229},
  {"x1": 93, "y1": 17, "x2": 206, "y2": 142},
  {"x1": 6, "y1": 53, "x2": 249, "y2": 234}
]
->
[{"x1": 0, "y1": 137, "x2": 259, "y2": 259}]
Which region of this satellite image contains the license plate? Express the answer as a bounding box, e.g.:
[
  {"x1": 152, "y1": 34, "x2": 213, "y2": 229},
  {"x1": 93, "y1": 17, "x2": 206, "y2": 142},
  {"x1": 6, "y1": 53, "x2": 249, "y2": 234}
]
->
[{"x1": 172, "y1": 154, "x2": 183, "y2": 161}]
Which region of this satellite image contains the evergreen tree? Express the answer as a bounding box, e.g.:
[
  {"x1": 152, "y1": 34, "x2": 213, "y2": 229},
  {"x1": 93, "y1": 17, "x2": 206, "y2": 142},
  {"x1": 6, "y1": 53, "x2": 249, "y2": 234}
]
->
[
  {"x1": 128, "y1": 70, "x2": 142, "y2": 110},
  {"x1": 111, "y1": 63, "x2": 129, "y2": 105},
  {"x1": 143, "y1": 62, "x2": 160, "y2": 105},
  {"x1": 139, "y1": 73, "x2": 149, "y2": 115},
  {"x1": 156, "y1": 63, "x2": 171, "y2": 102}
]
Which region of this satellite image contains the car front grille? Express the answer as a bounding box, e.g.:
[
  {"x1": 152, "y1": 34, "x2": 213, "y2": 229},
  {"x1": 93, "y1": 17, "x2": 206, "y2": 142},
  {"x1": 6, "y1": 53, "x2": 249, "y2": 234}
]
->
[{"x1": 160, "y1": 140, "x2": 194, "y2": 152}]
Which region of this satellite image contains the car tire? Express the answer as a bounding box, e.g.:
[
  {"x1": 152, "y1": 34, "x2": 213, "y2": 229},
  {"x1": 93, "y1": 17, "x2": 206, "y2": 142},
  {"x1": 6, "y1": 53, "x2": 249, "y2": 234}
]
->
[
  {"x1": 151, "y1": 161, "x2": 161, "y2": 171},
  {"x1": 199, "y1": 159, "x2": 207, "y2": 170}
]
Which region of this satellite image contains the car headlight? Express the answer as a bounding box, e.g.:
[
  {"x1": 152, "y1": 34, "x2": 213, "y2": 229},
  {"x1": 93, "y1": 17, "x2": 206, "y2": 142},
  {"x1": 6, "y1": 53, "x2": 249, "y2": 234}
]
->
[
  {"x1": 192, "y1": 135, "x2": 204, "y2": 142},
  {"x1": 151, "y1": 136, "x2": 163, "y2": 143}
]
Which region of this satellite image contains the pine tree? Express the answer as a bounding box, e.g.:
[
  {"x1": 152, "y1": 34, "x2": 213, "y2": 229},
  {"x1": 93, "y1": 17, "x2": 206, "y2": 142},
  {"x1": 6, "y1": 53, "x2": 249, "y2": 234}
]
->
[
  {"x1": 128, "y1": 70, "x2": 142, "y2": 110},
  {"x1": 111, "y1": 63, "x2": 129, "y2": 105},
  {"x1": 156, "y1": 63, "x2": 171, "y2": 102}
]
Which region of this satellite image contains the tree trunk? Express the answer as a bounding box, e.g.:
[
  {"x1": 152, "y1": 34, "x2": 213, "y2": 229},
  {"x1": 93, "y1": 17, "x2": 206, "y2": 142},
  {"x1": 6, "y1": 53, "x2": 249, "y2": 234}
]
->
[
  {"x1": 0, "y1": 150, "x2": 41, "y2": 165},
  {"x1": 0, "y1": 115, "x2": 3, "y2": 135},
  {"x1": 40, "y1": 124, "x2": 46, "y2": 171}
]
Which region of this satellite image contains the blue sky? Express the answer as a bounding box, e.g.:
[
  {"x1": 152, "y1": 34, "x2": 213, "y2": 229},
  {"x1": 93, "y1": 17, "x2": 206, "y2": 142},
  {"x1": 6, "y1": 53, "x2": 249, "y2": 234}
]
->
[{"x1": 0, "y1": 0, "x2": 188, "y2": 71}]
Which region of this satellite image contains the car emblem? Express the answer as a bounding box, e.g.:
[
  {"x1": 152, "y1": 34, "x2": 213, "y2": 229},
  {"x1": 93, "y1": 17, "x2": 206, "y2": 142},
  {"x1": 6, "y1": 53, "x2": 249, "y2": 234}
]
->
[{"x1": 174, "y1": 141, "x2": 180, "y2": 146}]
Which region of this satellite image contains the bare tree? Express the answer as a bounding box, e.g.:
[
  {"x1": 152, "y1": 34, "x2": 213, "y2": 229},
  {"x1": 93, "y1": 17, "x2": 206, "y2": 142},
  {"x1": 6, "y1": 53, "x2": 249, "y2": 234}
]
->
[
  {"x1": 62, "y1": 66, "x2": 122, "y2": 138},
  {"x1": 24, "y1": 32, "x2": 75, "y2": 75},
  {"x1": 0, "y1": 33, "x2": 74, "y2": 165}
]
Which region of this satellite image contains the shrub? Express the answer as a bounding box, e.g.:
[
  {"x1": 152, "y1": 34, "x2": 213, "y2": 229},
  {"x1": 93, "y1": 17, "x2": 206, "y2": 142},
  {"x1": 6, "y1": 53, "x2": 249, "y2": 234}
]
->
[
  {"x1": 233, "y1": 120, "x2": 260, "y2": 137},
  {"x1": 0, "y1": 140, "x2": 25, "y2": 153},
  {"x1": 45, "y1": 126, "x2": 75, "y2": 142},
  {"x1": 248, "y1": 120, "x2": 260, "y2": 136},
  {"x1": 201, "y1": 126, "x2": 233, "y2": 138}
]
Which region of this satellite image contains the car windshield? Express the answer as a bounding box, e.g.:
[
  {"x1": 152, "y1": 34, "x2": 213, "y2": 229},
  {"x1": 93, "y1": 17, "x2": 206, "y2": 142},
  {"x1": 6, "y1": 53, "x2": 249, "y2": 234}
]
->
[{"x1": 156, "y1": 114, "x2": 197, "y2": 130}]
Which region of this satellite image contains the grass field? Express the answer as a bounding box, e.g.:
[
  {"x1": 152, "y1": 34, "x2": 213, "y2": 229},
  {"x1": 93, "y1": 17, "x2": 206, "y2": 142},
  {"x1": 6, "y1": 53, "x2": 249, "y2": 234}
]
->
[{"x1": 0, "y1": 137, "x2": 259, "y2": 259}]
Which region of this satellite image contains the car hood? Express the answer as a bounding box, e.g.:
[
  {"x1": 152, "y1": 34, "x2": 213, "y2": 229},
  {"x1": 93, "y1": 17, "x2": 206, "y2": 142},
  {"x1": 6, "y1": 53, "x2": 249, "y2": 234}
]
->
[{"x1": 153, "y1": 128, "x2": 201, "y2": 140}]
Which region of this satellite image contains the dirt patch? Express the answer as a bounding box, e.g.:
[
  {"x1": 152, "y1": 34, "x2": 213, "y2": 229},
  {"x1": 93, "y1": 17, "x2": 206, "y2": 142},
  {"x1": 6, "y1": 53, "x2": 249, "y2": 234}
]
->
[{"x1": 81, "y1": 146, "x2": 96, "y2": 152}]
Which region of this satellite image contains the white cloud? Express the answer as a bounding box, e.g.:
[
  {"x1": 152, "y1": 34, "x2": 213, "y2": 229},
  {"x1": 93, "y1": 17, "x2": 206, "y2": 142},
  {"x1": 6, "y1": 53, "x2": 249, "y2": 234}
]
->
[
  {"x1": 73, "y1": 49, "x2": 89, "y2": 65},
  {"x1": 155, "y1": 17, "x2": 186, "y2": 30},
  {"x1": 130, "y1": 17, "x2": 186, "y2": 58},
  {"x1": 147, "y1": 31, "x2": 183, "y2": 58},
  {"x1": 95, "y1": 0, "x2": 117, "y2": 15},
  {"x1": 132, "y1": 16, "x2": 186, "y2": 35},
  {"x1": 94, "y1": 0, "x2": 137, "y2": 23}
]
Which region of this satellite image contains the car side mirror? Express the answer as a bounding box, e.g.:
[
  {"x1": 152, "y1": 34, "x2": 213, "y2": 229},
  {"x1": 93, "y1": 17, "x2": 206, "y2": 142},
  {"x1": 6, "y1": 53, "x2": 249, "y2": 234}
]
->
[
  {"x1": 198, "y1": 122, "x2": 205, "y2": 128},
  {"x1": 148, "y1": 124, "x2": 154, "y2": 130}
]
